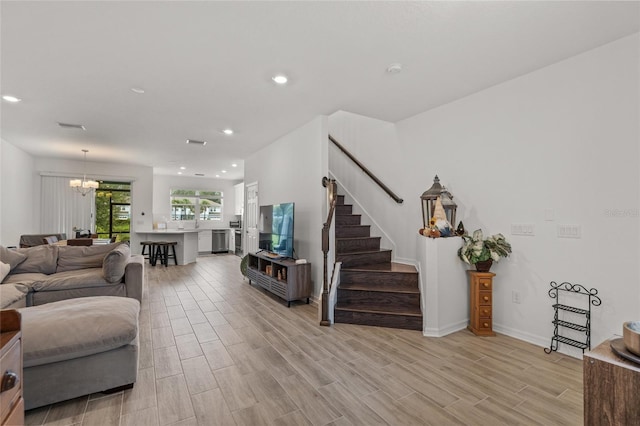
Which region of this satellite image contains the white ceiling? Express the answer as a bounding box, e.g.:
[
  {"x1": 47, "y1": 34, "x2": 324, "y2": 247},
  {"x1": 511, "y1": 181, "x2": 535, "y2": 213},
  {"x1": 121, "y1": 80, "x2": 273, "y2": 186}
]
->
[{"x1": 1, "y1": 1, "x2": 638, "y2": 181}]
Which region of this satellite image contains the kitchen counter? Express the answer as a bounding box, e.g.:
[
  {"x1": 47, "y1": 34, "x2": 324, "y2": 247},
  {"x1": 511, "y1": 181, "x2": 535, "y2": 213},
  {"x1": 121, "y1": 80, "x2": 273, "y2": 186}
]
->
[
  {"x1": 135, "y1": 229, "x2": 201, "y2": 234},
  {"x1": 138, "y1": 228, "x2": 238, "y2": 232},
  {"x1": 135, "y1": 230, "x2": 200, "y2": 265}
]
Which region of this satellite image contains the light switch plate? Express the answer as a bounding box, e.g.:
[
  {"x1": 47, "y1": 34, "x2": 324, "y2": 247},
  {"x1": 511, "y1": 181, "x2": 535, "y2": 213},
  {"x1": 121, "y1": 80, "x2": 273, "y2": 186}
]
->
[
  {"x1": 511, "y1": 223, "x2": 535, "y2": 236},
  {"x1": 558, "y1": 224, "x2": 581, "y2": 238}
]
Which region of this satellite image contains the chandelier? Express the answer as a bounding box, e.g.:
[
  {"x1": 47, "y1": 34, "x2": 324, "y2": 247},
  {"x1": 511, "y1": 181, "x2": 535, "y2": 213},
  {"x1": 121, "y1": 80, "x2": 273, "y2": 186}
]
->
[{"x1": 69, "y1": 149, "x2": 99, "y2": 196}]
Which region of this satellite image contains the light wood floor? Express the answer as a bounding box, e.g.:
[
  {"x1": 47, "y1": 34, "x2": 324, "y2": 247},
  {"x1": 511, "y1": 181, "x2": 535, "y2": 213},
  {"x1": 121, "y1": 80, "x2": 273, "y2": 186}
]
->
[{"x1": 25, "y1": 254, "x2": 583, "y2": 425}]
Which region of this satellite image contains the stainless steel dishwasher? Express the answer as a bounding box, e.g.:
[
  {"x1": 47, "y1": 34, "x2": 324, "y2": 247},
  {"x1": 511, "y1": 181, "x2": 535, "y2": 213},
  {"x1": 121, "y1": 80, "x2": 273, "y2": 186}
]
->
[{"x1": 211, "y1": 230, "x2": 228, "y2": 253}]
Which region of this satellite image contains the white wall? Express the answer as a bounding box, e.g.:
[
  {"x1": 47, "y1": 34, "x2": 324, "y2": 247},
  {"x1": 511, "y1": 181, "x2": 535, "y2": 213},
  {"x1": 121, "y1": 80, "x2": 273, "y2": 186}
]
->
[
  {"x1": 152, "y1": 174, "x2": 240, "y2": 229},
  {"x1": 0, "y1": 139, "x2": 38, "y2": 246},
  {"x1": 34, "y1": 157, "x2": 154, "y2": 253},
  {"x1": 328, "y1": 111, "x2": 407, "y2": 262},
  {"x1": 245, "y1": 116, "x2": 328, "y2": 298},
  {"x1": 329, "y1": 33, "x2": 640, "y2": 354}
]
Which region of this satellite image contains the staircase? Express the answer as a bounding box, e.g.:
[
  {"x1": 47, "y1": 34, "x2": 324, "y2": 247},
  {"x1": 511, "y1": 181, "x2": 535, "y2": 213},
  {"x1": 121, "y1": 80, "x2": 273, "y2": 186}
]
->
[{"x1": 334, "y1": 195, "x2": 422, "y2": 330}]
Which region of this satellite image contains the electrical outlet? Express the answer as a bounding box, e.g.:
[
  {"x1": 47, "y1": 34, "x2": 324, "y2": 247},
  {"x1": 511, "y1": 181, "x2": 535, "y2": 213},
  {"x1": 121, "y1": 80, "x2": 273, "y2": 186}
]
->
[
  {"x1": 544, "y1": 209, "x2": 555, "y2": 221},
  {"x1": 512, "y1": 290, "x2": 521, "y2": 304}
]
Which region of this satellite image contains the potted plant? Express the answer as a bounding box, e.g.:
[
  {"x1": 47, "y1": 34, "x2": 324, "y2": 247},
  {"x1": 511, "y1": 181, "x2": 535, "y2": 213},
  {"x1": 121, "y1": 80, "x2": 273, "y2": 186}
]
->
[{"x1": 458, "y1": 229, "x2": 512, "y2": 272}]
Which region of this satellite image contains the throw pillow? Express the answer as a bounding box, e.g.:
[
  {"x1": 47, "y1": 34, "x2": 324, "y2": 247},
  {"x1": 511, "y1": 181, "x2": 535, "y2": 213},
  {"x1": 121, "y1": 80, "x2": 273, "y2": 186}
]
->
[
  {"x1": 0, "y1": 261, "x2": 10, "y2": 283},
  {"x1": 102, "y1": 243, "x2": 130, "y2": 283},
  {"x1": 56, "y1": 243, "x2": 119, "y2": 272},
  {"x1": 0, "y1": 246, "x2": 27, "y2": 271},
  {"x1": 13, "y1": 245, "x2": 59, "y2": 275}
]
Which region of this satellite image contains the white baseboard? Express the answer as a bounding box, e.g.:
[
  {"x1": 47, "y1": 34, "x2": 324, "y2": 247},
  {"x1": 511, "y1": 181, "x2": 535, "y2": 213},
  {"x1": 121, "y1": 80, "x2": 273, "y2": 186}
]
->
[
  {"x1": 493, "y1": 323, "x2": 583, "y2": 359},
  {"x1": 393, "y1": 256, "x2": 418, "y2": 268},
  {"x1": 423, "y1": 319, "x2": 468, "y2": 337}
]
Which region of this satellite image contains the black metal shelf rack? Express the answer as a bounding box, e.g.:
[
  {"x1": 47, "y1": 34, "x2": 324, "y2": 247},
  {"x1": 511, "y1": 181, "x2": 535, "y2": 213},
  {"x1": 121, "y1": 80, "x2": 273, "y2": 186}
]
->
[{"x1": 544, "y1": 281, "x2": 601, "y2": 354}]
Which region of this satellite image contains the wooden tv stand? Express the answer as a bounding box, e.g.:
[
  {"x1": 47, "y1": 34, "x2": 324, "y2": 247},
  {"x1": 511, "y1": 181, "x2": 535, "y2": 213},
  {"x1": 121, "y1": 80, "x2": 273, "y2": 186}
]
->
[{"x1": 246, "y1": 252, "x2": 312, "y2": 307}]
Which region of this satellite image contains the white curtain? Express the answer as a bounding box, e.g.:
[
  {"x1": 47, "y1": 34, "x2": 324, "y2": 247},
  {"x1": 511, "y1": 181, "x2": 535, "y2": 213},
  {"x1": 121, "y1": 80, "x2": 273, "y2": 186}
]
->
[{"x1": 40, "y1": 176, "x2": 95, "y2": 237}]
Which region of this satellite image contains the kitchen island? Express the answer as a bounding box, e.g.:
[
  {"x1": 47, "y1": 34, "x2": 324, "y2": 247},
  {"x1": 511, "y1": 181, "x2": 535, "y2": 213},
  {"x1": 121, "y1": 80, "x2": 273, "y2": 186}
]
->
[{"x1": 135, "y1": 229, "x2": 200, "y2": 265}]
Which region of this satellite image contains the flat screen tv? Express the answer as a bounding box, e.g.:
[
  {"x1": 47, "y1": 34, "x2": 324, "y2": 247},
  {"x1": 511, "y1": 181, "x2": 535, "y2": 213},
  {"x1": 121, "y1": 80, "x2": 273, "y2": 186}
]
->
[{"x1": 258, "y1": 202, "x2": 294, "y2": 258}]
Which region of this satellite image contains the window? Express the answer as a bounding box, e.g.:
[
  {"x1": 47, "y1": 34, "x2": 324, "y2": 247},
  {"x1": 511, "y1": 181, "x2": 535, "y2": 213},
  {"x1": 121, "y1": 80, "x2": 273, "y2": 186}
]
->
[
  {"x1": 199, "y1": 191, "x2": 223, "y2": 221},
  {"x1": 95, "y1": 181, "x2": 131, "y2": 242},
  {"x1": 170, "y1": 189, "x2": 223, "y2": 222}
]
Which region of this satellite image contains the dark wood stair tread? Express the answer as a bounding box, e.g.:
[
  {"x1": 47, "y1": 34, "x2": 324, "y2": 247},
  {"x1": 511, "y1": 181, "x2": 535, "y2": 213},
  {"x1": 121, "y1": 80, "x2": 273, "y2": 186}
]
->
[
  {"x1": 335, "y1": 224, "x2": 371, "y2": 231},
  {"x1": 336, "y1": 236, "x2": 379, "y2": 240},
  {"x1": 341, "y1": 262, "x2": 417, "y2": 273},
  {"x1": 337, "y1": 249, "x2": 391, "y2": 256},
  {"x1": 335, "y1": 305, "x2": 422, "y2": 317},
  {"x1": 338, "y1": 283, "x2": 419, "y2": 294}
]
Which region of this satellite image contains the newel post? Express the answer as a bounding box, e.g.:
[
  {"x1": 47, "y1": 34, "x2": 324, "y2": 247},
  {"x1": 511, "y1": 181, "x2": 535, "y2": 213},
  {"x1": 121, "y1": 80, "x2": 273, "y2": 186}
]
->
[{"x1": 320, "y1": 177, "x2": 336, "y2": 327}]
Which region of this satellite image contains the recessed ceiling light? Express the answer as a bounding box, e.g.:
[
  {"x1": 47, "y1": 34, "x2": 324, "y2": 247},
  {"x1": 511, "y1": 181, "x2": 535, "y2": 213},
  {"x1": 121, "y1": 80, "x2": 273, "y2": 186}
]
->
[
  {"x1": 57, "y1": 122, "x2": 86, "y2": 130},
  {"x1": 215, "y1": 174, "x2": 220, "y2": 178},
  {"x1": 222, "y1": 129, "x2": 234, "y2": 135},
  {"x1": 231, "y1": 163, "x2": 237, "y2": 168},
  {"x1": 178, "y1": 172, "x2": 182, "y2": 175},
  {"x1": 130, "y1": 87, "x2": 145, "y2": 94},
  {"x1": 2, "y1": 95, "x2": 21, "y2": 103},
  {"x1": 386, "y1": 63, "x2": 403, "y2": 74},
  {"x1": 180, "y1": 166, "x2": 186, "y2": 170},
  {"x1": 272, "y1": 75, "x2": 288, "y2": 85},
  {"x1": 221, "y1": 170, "x2": 227, "y2": 173},
  {"x1": 186, "y1": 139, "x2": 207, "y2": 146}
]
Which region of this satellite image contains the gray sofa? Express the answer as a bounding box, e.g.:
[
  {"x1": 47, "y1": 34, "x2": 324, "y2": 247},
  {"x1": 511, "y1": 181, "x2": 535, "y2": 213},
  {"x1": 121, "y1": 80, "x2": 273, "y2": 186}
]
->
[
  {"x1": 0, "y1": 243, "x2": 144, "y2": 410},
  {"x1": 0, "y1": 243, "x2": 144, "y2": 309},
  {"x1": 20, "y1": 296, "x2": 140, "y2": 410},
  {"x1": 19, "y1": 233, "x2": 67, "y2": 248}
]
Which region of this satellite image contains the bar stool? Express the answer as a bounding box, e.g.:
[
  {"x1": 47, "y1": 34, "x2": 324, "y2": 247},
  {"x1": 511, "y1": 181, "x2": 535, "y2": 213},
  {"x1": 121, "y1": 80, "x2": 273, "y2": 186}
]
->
[
  {"x1": 140, "y1": 241, "x2": 156, "y2": 264},
  {"x1": 153, "y1": 241, "x2": 178, "y2": 267}
]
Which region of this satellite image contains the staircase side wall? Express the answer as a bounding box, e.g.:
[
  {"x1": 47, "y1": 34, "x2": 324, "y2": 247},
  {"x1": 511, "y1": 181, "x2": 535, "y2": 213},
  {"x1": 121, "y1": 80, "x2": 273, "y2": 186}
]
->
[{"x1": 328, "y1": 111, "x2": 414, "y2": 264}]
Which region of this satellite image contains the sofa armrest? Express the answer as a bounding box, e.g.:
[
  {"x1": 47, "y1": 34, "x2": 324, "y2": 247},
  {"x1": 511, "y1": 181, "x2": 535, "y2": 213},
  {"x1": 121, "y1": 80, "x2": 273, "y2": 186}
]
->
[{"x1": 123, "y1": 254, "x2": 144, "y2": 303}]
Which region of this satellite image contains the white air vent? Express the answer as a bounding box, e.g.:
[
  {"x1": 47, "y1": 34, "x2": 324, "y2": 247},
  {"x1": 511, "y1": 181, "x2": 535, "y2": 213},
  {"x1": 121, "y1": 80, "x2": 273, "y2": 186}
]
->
[
  {"x1": 57, "y1": 122, "x2": 86, "y2": 130},
  {"x1": 186, "y1": 139, "x2": 207, "y2": 146}
]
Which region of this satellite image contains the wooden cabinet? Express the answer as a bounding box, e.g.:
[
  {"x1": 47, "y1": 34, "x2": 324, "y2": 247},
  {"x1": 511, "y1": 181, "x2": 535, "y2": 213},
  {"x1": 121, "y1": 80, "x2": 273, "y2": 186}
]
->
[
  {"x1": 467, "y1": 271, "x2": 496, "y2": 336},
  {"x1": 584, "y1": 338, "x2": 640, "y2": 425},
  {"x1": 1, "y1": 310, "x2": 23, "y2": 426},
  {"x1": 246, "y1": 252, "x2": 311, "y2": 307}
]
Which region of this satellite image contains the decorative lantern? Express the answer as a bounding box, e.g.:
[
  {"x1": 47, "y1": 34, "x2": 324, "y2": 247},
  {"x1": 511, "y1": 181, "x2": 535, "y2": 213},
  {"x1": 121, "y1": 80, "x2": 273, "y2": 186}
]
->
[
  {"x1": 439, "y1": 187, "x2": 457, "y2": 231},
  {"x1": 421, "y1": 175, "x2": 443, "y2": 229},
  {"x1": 421, "y1": 176, "x2": 458, "y2": 236}
]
